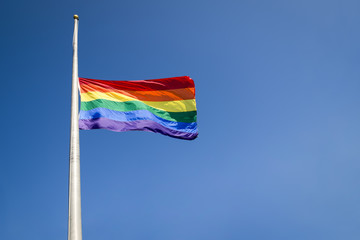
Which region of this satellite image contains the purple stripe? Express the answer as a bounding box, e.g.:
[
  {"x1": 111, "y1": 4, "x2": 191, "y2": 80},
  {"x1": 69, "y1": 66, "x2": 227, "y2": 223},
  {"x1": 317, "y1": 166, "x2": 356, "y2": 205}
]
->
[{"x1": 79, "y1": 118, "x2": 198, "y2": 140}]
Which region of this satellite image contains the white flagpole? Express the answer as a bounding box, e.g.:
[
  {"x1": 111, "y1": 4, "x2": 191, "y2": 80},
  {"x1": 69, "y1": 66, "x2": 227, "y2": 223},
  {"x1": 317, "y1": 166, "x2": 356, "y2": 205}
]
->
[{"x1": 68, "y1": 14, "x2": 82, "y2": 240}]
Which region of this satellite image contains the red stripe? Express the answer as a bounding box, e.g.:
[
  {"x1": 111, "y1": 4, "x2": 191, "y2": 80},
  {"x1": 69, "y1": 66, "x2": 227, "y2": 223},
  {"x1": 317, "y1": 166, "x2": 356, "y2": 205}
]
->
[
  {"x1": 80, "y1": 83, "x2": 195, "y2": 101},
  {"x1": 79, "y1": 76, "x2": 194, "y2": 91}
]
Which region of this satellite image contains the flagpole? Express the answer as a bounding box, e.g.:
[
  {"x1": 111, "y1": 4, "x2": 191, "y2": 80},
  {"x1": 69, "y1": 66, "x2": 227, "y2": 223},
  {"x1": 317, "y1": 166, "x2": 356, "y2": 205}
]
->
[{"x1": 68, "y1": 14, "x2": 82, "y2": 240}]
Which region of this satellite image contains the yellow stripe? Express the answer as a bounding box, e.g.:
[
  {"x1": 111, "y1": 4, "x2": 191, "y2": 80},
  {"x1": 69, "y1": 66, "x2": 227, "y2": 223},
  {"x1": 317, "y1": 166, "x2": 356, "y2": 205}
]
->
[
  {"x1": 81, "y1": 91, "x2": 197, "y2": 112},
  {"x1": 82, "y1": 91, "x2": 138, "y2": 102}
]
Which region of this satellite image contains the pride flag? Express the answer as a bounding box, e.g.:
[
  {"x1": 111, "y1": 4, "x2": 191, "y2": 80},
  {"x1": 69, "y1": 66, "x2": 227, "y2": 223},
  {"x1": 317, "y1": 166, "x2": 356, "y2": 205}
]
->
[{"x1": 78, "y1": 76, "x2": 198, "y2": 140}]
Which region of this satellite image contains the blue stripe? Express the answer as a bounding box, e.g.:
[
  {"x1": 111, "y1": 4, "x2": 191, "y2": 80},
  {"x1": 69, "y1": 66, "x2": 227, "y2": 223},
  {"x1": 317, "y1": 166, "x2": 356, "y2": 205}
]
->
[{"x1": 79, "y1": 108, "x2": 197, "y2": 133}]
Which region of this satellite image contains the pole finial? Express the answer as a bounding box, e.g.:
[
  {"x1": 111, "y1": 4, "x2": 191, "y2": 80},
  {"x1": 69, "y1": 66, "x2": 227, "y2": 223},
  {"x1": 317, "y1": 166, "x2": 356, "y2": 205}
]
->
[{"x1": 73, "y1": 14, "x2": 79, "y2": 20}]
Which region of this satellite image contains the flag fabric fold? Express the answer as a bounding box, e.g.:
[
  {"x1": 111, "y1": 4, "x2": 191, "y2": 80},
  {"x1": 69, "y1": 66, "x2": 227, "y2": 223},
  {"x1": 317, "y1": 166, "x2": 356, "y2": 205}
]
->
[{"x1": 78, "y1": 76, "x2": 198, "y2": 140}]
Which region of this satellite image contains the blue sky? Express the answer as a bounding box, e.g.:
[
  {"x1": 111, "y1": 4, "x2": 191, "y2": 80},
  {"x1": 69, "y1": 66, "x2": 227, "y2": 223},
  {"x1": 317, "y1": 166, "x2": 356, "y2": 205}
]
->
[{"x1": 1, "y1": 0, "x2": 360, "y2": 239}]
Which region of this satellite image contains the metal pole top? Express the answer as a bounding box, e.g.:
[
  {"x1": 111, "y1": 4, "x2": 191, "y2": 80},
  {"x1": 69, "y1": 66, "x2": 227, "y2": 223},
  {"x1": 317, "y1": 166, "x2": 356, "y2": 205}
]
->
[{"x1": 74, "y1": 15, "x2": 79, "y2": 20}]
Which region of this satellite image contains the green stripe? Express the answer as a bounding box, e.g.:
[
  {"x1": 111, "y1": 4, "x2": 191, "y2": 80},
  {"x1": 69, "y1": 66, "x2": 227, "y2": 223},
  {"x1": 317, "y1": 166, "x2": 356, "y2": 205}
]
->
[{"x1": 81, "y1": 99, "x2": 197, "y2": 123}]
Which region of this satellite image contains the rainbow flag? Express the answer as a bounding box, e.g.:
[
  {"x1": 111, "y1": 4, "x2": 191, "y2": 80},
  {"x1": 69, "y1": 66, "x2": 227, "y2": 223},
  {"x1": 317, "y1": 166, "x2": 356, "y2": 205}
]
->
[{"x1": 79, "y1": 76, "x2": 198, "y2": 140}]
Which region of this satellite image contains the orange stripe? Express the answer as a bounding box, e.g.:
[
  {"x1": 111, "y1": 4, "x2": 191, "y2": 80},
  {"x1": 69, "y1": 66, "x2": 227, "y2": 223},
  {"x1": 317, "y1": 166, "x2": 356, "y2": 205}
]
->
[{"x1": 80, "y1": 83, "x2": 195, "y2": 101}]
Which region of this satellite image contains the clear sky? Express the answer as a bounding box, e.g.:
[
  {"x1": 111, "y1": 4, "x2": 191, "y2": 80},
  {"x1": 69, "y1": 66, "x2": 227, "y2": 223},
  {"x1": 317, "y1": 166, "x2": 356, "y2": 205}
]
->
[{"x1": 1, "y1": 0, "x2": 360, "y2": 239}]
